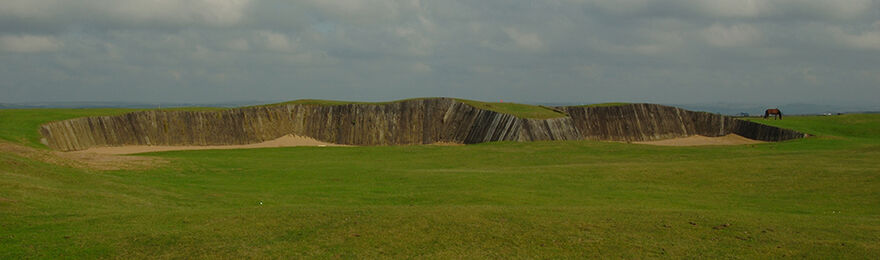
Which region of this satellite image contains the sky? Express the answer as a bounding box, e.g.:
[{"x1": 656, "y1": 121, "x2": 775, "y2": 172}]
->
[{"x1": 1, "y1": 0, "x2": 879, "y2": 106}]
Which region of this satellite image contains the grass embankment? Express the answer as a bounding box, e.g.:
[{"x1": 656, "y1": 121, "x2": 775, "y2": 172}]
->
[
  {"x1": 0, "y1": 98, "x2": 563, "y2": 148},
  {"x1": 578, "y1": 102, "x2": 629, "y2": 107},
  {"x1": 0, "y1": 107, "x2": 222, "y2": 149},
  {"x1": 269, "y1": 97, "x2": 567, "y2": 119},
  {"x1": 454, "y1": 99, "x2": 565, "y2": 119},
  {"x1": 269, "y1": 99, "x2": 400, "y2": 106},
  {"x1": 0, "y1": 108, "x2": 140, "y2": 148},
  {"x1": 744, "y1": 114, "x2": 880, "y2": 140},
  {"x1": 1, "y1": 111, "x2": 879, "y2": 258}
]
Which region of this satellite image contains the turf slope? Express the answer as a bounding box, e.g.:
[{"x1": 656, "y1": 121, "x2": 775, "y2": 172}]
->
[{"x1": 1, "y1": 110, "x2": 878, "y2": 258}]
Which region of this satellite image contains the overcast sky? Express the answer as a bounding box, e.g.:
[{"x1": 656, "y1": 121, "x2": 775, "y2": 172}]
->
[{"x1": 1, "y1": 0, "x2": 878, "y2": 106}]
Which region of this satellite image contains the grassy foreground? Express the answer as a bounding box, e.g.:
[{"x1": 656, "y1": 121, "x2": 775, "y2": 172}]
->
[{"x1": 1, "y1": 111, "x2": 879, "y2": 258}]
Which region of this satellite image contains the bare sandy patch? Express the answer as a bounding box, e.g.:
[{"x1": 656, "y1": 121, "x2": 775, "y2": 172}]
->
[
  {"x1": 1, "y1": 141, "x2": 164, "y2": 170},
  {"x1": 70, "y1": 134, "x2": 347, "y2": 155},
  {"x1": 633, "y1": 134, "x2": 764, "y2": 146}
]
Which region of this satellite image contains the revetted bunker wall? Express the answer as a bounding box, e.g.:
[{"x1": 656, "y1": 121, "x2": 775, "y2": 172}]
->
[
  {"x1": 40, "y1": 98, "x2": 805, "y2": 151},
  {"x1": 562, "y1": 104, "x2": 805, "y2": 142}
]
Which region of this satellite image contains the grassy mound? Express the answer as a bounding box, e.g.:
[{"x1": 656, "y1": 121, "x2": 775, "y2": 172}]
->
[
  {"x1": 453, "y1": 99, "x2": 565, "y2": 119},
  {"x1": 0, "y1": 98, "x2": 564, "y2": 149},
  {"x1": 1, "y1": 110, "x2": 878, "y2": 258},
  {"x1": 268, "y1": 97, "x2": 567, "y2": 119},
  {"x1": 743, "y1": 114, "x2": 880, "y2": 139},
  {"x1": 0, "y1": 108, "x2": 140, "y2": 148},
  {"x1": 0, "y1": 107, "x2": 222, "y2": 149},
  {"x1": 577, "y1": 102, "x2": 629, "y2": 107},
  {"x1": 267, "y1": 99, "x2": 409, "y2": 106}
]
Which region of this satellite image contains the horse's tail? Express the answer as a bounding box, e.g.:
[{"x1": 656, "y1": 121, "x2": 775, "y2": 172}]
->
[
  {"x1": 764, "y1": 110, "x2": 769, "y2": 119},
  {"x1": 778, "y1": 110, "x2": 783, "y2": 119}
]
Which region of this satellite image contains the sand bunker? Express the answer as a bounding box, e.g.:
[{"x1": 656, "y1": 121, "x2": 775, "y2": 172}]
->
[
  {"x1": 633, "y1": 134, "x2": 764, "y2": 146},
  {"x1": 0, "y1": 141, "x2": 164, "y2": 170},
  {"x1": 68, "y1": 133, "x2": 763, "y2": 154},
  {"x1": 71, "y1": 135, "x2": 347, "y2": 155}
]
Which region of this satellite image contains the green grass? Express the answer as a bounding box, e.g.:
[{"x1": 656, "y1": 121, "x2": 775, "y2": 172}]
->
[
  {"x1": 1, "y1": 111, "x2": 879, "y2": 258},
  {"x1": 0, "y1": 98, "x2": 562, "y2": 149},
  {"x1": 744, "y1": 114, "x2": 880, "y2": 140},
  {"x1": 0, "y1": 107, "x2": 222, "y2": 149},
  {"x1": 0, "y1": 108, "x2": 140, "y2": 148},
  {"x1": 266, "y1": 99, "x2": 409, "y2": 106},
  {"x1": 454, "y1": 99, "x2": 565, "y2": 119},
  {"x1": 267, "y1": 97, "x2": 567, "y2": 119},
  {"x1": 578, "y1": 102, "x2": 629, "y2": 107}
]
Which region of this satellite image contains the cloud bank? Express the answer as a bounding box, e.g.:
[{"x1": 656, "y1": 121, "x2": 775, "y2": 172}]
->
[{"x1": 1, "y1": 0, "x2": 878, "y2": 106}]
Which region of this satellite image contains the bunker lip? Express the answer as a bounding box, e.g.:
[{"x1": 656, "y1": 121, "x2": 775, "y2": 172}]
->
[
  {"x1": 69, "y1": 135, "x2": 347, "y2": 155},
  {"x1": 633, "y1": 134, "x2": 765, "y2": 146}
]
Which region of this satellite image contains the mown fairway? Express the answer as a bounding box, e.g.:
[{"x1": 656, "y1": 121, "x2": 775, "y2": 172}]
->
[{"x1": 1, "y1": 110, "x2": 879, "y2": 258}]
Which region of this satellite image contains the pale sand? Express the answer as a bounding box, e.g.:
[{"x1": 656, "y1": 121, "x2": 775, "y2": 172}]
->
[
  {"x1": 633, "y1": 134, "x2": 764, "y2": 146},
  {"x1": 1, "y1": 141, "x2": 164, "y2": 170},
  {"x1": 71, "y1": 135, "x2": 347, "y2": 155}
]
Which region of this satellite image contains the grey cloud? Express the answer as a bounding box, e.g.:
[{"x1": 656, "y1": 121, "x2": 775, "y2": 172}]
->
[
  {"x1": 0, "y1": 0, "x2": 252, "y2": 33},
  {"x1": 0, "y1": 34, "x2": 63, "y2": 53},
  {"x1": 0, "y1": 0, "x2": 878, "y2": 107},
  {"x1": 579, "y1": 0, "x2": 877, "y2": 21}
]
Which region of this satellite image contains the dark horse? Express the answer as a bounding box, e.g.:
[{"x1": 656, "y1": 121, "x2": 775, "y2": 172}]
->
[{"x1": 764, "y1": 108, "x2": 783, "y2": 120}]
